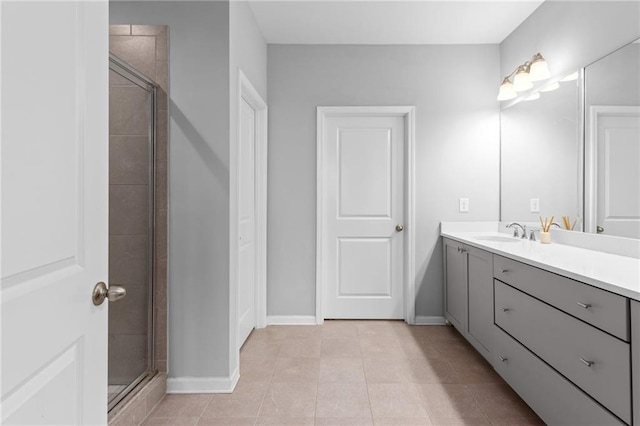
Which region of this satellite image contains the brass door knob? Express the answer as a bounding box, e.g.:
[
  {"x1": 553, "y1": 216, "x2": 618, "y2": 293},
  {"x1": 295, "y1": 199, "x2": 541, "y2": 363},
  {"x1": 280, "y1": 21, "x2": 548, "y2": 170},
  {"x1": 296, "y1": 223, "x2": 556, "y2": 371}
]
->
[{"x1": 92, "y1": 282, "x2": 127, "y2": 306}]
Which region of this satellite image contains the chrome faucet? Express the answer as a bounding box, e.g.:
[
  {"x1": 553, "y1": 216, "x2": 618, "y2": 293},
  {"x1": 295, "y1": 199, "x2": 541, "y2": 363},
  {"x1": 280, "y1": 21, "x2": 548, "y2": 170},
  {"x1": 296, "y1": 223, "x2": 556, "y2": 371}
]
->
[{"x1": 507, "y1": 222, "x2": 527, "y2": 239}]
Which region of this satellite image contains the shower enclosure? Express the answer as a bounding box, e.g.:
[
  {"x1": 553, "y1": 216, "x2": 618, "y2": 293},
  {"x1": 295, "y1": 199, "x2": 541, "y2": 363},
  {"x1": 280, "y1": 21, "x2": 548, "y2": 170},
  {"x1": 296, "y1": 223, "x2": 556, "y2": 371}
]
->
[{"x1": 108, "y1": 53, "x2": 157, "y2": 411}]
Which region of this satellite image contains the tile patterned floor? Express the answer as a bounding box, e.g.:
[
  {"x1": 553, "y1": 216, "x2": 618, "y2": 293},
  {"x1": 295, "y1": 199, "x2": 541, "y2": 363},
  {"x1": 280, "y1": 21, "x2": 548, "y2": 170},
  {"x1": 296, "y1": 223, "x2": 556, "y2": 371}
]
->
[{"x1": 142, "y1": 321, "x2": 543, "y2": 425}]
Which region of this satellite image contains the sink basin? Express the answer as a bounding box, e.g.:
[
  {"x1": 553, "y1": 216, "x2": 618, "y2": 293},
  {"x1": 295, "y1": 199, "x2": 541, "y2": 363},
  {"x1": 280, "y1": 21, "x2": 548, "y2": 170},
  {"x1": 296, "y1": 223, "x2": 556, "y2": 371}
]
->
[{"x1": 474, "y1": 235, "x2": 521, "y2": 243}]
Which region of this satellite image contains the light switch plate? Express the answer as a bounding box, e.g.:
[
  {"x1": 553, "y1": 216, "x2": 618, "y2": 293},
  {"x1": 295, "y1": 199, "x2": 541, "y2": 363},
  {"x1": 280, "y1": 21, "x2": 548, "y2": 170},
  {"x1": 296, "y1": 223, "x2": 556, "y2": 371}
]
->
[
  {"x1": 530, "y1": 198, "x2": 540, "y2": 213},
  {"x1": 459, "y1": 198, "x2": 469, "y2": 213}
]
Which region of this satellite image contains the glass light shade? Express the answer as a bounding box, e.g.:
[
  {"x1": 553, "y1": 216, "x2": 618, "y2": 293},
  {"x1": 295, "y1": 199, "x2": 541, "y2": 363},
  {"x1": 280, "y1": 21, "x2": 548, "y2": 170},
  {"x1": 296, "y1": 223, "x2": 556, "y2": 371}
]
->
[
  {"x1": 529, "y1": 53, "x2": 550, "y2": 81},
  {"x1": 524, "y1": 92, "x2": 540, "y2": 101},
  {"x1": 540, "y1": 81, "x2": 560, "y2": 92},
  {"x1": 513, "y1": 66, "x2": 533, "y2": 91},
  {"x1": 497, "y1": 78, "x2": 517, "y2": 101},
  {"x1": 560, "y1": 71, "x2": 579, "y2": 82}
]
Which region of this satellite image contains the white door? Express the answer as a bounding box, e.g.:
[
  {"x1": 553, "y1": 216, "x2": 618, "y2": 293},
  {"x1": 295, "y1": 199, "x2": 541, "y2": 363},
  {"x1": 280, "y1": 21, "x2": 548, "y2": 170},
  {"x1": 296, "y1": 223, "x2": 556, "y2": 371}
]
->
[
  {"x1": 238, "y1": 99, "x2": 256, "y2": 346},
  {"x1": 591, "y1": 107, "x2": 640, "y2": 238},
  {"x1": 1, "y1": 2, "x2": 109, "y2": 424},
  {"x1": 319, "y1": 111, "x2": 405, "y2": 319}
]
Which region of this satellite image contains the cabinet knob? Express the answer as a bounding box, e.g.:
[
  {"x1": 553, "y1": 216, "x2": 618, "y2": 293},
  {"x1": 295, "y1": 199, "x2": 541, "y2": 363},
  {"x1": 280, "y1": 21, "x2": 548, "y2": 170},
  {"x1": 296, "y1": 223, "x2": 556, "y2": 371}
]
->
[
  {"x1": 499, "y1": 355, "x2": 508, "y2": 363},
  {"x1": 498, "y1": 269, "x2": 508, "y2": 273},
  {"x1": 500, "y1": 307, "x2": 510, "y2": 313},
  {"x1": 577, "y1": 302, "x2": 591, "y2": 309}
]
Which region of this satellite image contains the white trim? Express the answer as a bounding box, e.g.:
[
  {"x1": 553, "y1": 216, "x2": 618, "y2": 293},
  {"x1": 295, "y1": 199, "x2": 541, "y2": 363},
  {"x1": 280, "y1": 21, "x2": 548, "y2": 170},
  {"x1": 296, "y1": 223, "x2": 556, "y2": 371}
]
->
[
  {"x1": 316, "y1": 106, "x2": 417, "y2": 325},
  {"x1": 414, "y1": 316, "x2": 447, "y2": 325},
  {"x1": 166, "y1": 368, "x2": 240, "y2": 394},
  {"x1": 267, "y1": 315, "x2": 318, "y2": 325},
  {"x1": 585, "y1": 105, "x2": 640, "y2": 234},
  {"x1": 230, "y1": 70, "x2": 268, "y2": 389}
]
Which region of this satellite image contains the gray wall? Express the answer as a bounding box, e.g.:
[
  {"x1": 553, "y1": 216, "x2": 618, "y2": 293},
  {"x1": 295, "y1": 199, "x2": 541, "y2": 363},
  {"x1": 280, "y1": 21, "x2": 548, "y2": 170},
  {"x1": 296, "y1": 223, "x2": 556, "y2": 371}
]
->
[
  {"x1": 267, "y1": 45, "x2": 501, "y2": 318},
  {"x1": 111, "y1": 1, "x2": 232, "y2": 379},
  {"x1": 501, "y1": 1, "x2": 640, "y2": 86}
]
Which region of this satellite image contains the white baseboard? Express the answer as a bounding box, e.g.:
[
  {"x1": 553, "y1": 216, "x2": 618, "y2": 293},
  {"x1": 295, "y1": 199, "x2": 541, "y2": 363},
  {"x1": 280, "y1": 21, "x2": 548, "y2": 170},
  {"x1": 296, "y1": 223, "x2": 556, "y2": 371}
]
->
[
  {"x1": 166, "y1": 367, "x2": 239, "y2": 394},
  {"x1": 414, "y1": 315, "x2": 447, "y2": 325},
  {"x1": 266, "y1": 315, "x2": 317, "y2": 325}
]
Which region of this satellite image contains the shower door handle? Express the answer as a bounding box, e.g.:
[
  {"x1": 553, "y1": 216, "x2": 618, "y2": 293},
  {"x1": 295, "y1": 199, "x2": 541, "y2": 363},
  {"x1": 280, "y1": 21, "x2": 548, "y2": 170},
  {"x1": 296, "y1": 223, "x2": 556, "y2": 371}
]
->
[{"x1": 92, "y1": 282, "x2": 127, "y2": 306}]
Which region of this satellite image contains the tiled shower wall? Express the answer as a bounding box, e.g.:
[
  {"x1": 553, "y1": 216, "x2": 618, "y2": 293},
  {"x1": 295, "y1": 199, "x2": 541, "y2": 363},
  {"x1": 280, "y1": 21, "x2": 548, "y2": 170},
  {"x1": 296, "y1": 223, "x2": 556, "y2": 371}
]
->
[{"x1": 108, "y1": 24, "x2": 168, "y2": 421}]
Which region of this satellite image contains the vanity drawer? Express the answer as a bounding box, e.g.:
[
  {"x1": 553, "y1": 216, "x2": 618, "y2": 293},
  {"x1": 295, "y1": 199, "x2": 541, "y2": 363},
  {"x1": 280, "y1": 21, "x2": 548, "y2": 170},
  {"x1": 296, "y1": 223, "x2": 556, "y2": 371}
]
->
[
  {"x1": 493, "y1": 325, "x2": 625, "y2": 426},
  {"x1": 494, "y1": 255, "x2": 629, "y2": 341},
  {"x1": 495, "y1": 280, "x2": 631, "y2": 424}
]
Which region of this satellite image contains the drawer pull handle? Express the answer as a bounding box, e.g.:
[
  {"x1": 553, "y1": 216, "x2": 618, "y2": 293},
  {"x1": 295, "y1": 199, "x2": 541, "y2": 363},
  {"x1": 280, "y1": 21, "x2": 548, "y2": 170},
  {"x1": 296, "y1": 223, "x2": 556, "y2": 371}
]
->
[
  {"x1": 499, "y1": 355, "x2": 508, "y2": 363},
  {"x1": 577, "y1": 302, "x2": 591, "y2": 309},
  {"x1": 498, "y1": 269, "x2": 508, "y2": 273},
  {"x1": 580, "y1": 358, "x2": 594, "y2": 367},
  {"x1": 500, "y1": 307, "x2": 510, "y2": 312}
]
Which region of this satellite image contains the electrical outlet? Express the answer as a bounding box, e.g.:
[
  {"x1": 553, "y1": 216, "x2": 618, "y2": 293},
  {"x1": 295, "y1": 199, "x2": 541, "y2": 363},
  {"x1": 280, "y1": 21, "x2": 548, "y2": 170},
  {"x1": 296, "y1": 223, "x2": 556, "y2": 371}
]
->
[
  {"x1": 530, "y1": 198, "x2": 540, "y2": 213},
  {"x1": 459, "y1": 198, "x2": 469, "y2": 213}
]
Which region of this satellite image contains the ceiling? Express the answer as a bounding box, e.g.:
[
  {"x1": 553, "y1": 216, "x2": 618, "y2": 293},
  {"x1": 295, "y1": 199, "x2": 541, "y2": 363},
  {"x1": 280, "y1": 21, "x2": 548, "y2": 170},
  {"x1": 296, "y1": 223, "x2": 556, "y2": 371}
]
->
[{"x1": 248, "y1": 0, "x2": 544, "y2": 45}]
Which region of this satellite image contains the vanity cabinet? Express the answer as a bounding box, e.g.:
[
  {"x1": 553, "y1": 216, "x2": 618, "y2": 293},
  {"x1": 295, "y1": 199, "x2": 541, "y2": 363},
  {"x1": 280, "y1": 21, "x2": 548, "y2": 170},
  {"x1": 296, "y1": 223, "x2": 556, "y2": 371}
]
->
[
  {"x1": 633, "y1": 301, "x2": 640, "y2": 426},
  {"x1": 443, "y1": 238, "x2": 493, "y2": 360}
]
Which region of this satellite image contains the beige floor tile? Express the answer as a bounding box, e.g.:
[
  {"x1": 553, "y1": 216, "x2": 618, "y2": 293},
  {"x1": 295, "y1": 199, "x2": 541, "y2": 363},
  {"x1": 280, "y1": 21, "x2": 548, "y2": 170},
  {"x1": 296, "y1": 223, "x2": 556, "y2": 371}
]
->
[
  {"x1": 433, "y1": 340, "x2": 479, "y2": 362},
  {"x1": 258, "y1": 382, "x2": 317, "y2": 417},
  {"x1": 316, "y1": 417, "x2": 375, "y2": 425},
  {"x1": 201, "y1": 397, "x2": 263, "y2": 418},
  {"x1": 321, "y1": 338, "x2": 363, "y2": 358},
  {"x1": 240, "y1": 339, "x2": 283, "y2": 360},
  {"x1": 278, "y1": 338, "x2": 321, "y2": 358},
  {"x1": 141, "y1": 418, "x2": 199, "y2": 425},
  {"x1": 362, "y1": 358, "x2": 412, "y2": 384},
  {"x1": 359, "y1": 337, "x2": 403, "y2": 359},
  {"x1": 272, "y1": 357, "x2": 320, "y2": 383},
  {"x1": 255, "y1": 417, "x2": 314, "y2": 425},
  {"x1": 447, "y1": 357, "x2": 503, "y2": 384},
  {"x1": 467, "y1": 383, "x2": 538, "y2": 421},
  {"x1": 420, "y1": 326, "x2": 465, "y2": 343},
  {"x1": 373, "y1": 418, "x2": 432, "y2": 425},
  {"x1": 356, "y1": 321, "x2": 398, "y2": 338},
  {"x1": 428, "y1": 417, "x2": 491, "y2": 425},
  {"x1": 319, "y1": 357, "x2": 366, "y2": 382},
  {"x1": 220, "y1": 380, "x2": 269, "y2": 401},
  {"x1": 489, "y1": 418, "x2": 545, "y2": 425},
  {"x1": 285, "y1": 325, "x2": 322, "y2": 339},
  {"x1": 248, "y1": 327, "x2": 289, "y2": 341},
  {"x1": 321, "y1": 321, "x2": 360, "y2": 339},
  {"x1": 316, "y1": 383, "x2": 372, "y2": 418},
  {"x1": 415, "y1": 384, "x2": 485, "y2": 419},
  {"x1": 367, "y1": 383, "x2": 428, "y2": 418},
  {"x1": 196, "y1": 418, "x2": 256, "y2": 425},
  {"x1": 148, "y1": 395, "x2": 211, "y2": 418},
  {"x1": 406, "y1": 358, "x2": 462, "y2": 384},
  {"x1": 238, "y1": 359, "x2": 277, "y2": 382},
  {"x1": 396, "y1": 337, "x2": 442, "y2": 360}
]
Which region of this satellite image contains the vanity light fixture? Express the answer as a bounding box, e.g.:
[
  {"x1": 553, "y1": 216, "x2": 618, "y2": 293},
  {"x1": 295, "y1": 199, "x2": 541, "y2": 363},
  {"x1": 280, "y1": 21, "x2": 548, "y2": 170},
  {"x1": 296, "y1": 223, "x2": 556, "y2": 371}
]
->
[
  {"x1": 540, "y1": 81, "x2": 560, "y2": 92},
  {"x1": 524, "y1": 92, "x2": 541, "y2": 101},
  {"x1": 497, "y1": 52, "x2": 551, "y2": 101},
  {"x1": 560, "y1": 71, "x2": 579, "y2": 82}
]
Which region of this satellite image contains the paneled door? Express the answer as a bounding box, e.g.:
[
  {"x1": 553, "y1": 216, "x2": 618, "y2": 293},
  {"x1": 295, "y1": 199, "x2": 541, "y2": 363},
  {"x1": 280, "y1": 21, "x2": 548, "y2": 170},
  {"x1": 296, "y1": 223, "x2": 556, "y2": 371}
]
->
[
  {"x1": 238, "y1": 98, "x2": 257, "y2": 346},
  {"x1": 589, "y1": 106, "x2": 640, "y2": 238},
  {"x1": 1, "y1": 2, "x2": 109, "y2": 424},
  {"x1": 318, "y1": 108, "x2": 407, "y2": 319}
]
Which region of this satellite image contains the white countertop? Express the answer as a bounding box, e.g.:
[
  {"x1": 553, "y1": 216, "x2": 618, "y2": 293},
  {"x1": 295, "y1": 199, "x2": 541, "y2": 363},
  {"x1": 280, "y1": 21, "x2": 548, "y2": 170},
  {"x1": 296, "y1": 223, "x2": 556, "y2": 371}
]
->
[{"x1": 441, "y1": 223, "x2": 640, "y2": 301}]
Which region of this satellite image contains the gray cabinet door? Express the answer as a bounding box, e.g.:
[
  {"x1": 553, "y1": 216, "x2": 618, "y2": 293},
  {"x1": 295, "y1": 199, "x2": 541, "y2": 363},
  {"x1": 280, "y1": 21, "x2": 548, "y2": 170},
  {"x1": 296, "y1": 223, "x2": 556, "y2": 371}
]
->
[
  {"x1": 443, "y1": 238, "x2": 466, "y2": 332},
  {"x1": 467, "y1": 245, "x2": 493, "y2": 357},
  {"x1": 632, "y1": 300, "x2": 639, "y2": 426}
]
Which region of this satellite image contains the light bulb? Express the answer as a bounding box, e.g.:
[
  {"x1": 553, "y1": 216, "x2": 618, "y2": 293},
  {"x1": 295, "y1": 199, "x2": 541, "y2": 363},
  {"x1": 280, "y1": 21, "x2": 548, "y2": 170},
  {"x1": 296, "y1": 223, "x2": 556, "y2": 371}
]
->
[
  {"x1": 529, "y1": 53, "x2": 550, "y2": 81},
  {"x1": 513, "y1": 65, "x2": 533, "y2": 91},
  {"x1": 497, "y1": 78, "x2": 517, "y2": 101}
]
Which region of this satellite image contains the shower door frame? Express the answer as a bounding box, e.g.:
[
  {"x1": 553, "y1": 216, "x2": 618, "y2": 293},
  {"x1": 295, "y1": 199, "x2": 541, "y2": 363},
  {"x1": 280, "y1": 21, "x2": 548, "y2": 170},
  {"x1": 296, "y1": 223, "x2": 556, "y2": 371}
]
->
[{"x1": 108, "y1": 53, "x2": 158, "y2": 412}]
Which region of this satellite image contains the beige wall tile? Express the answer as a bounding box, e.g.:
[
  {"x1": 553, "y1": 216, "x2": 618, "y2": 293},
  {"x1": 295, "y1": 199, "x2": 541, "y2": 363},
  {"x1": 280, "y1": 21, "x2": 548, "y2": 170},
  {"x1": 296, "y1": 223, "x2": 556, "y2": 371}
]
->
[
  {"x1": 109, "y1": 235, "x2": 149, "y2": 285},
  {"x1": 110, "y1": 85, "x2": 151, "y2": 136},
  {"x1": 132, "y1": 25, "x2": 166, "y2": 36},
  {"x1": 109, "y1": 333, "x2": 148, "y2": 384},
  {"x1": 110, "y1": 185, "x2": 150, "y2": 235},
  {"x1": 155, "y1": 162, "x2": 168, "y2": 211},
  {"x1": 155, "y1": 208, "x2": 168, "y2": 259},
  {"x1": 155, "y1": 308, "x2": 167, "y2": 360},
  {"x1": 149, "y1": 395, "x2": 212, "y2": 418},
  {"x1": 110, "y1": 25, "x2": 131, "y2": 36},
  {"x1": 155, "y1": 61, "x2": 168, "y2": 91},
  {"x1": 110, "y1": 35, "x2": 157, "y2": 79},
  {"x1": 109, "y1": 284, "x2": 149, "y2": 335},
  {"x1": 110, "y1": 136, "x2": 150, "y2": 185},
  {"x1": 157, "y1": 109, "x2": 168, "y2": 161}
]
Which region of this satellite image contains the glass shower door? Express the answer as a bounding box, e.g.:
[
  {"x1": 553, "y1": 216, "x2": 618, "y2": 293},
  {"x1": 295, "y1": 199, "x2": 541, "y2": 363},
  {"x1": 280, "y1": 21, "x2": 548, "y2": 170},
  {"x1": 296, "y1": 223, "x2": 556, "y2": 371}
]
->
[{"x1": 108, "y1": 55, "x2": 157, "y2": 410}]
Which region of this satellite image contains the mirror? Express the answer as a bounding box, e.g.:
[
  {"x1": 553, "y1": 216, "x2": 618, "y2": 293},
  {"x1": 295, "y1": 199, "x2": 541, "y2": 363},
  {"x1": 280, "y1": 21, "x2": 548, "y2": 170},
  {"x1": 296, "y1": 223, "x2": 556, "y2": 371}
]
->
[
  {"x1": 500, "y1": 72, "x2": 581, "y2": 227},
  {"x1": 500, "y1": 38, "x2": 640, "y2": 239},
  {"x1": 584, "y1": 39, "x2": 640, "y2": 239}
]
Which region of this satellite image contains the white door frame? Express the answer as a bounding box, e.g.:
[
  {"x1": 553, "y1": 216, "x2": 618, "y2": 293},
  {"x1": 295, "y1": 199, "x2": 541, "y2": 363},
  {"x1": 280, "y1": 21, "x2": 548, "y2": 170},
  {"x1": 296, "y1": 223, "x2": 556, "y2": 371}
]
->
[
  {"x1": 316, "y1": 106, "x2": 416, "y2": 325},
  {"x1": 231, "y1": 69, "x2": 268, "y2": 361},
  {"x1": 585, "y1": 105, "x2": 640, "y2": 234}
]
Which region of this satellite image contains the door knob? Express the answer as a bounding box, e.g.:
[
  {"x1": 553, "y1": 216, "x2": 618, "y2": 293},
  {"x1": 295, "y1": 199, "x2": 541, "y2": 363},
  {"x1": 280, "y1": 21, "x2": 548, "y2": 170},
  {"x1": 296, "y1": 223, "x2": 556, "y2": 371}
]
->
[
  {"x1": 395, "y1": 225, "x2": 404, "y2": 232},
  {"x1": 92, "y1": 282, "x2": 127, "y2": 306},
  {"x1": 596, "y1": 226, "x2": 604, "y2": 234}
]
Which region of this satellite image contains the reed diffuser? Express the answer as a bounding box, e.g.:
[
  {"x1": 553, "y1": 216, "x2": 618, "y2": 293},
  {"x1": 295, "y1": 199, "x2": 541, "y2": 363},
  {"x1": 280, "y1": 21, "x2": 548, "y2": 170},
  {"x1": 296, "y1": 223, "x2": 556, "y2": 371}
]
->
[
  {"x1": 539, "y1": 216, "x2": 554, "y2": 244},
  {"x1": 562, "y1": 215, "x2": 579, "y2": 230}
]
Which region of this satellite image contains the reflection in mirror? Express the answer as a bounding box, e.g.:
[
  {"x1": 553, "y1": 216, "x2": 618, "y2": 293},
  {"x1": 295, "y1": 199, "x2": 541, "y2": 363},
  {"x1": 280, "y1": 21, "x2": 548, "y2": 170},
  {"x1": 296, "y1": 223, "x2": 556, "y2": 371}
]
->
[
  {"x1": 500, "y1": 75, "x2": 581, "y2": 226},
  {"x1": 585, "y1": 39, "x2": 640, "y2": 239}
]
